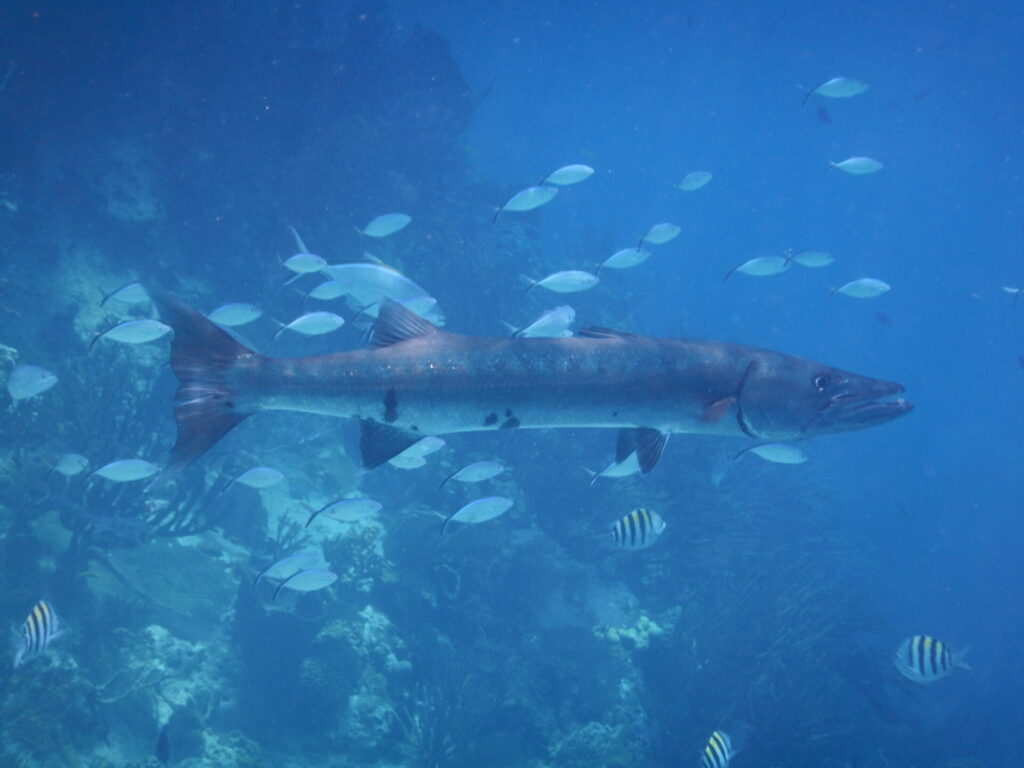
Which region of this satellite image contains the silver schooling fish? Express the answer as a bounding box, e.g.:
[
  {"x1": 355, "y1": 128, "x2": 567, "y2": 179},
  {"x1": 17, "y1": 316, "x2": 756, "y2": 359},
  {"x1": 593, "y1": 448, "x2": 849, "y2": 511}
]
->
[{"x1": 144, "y1": 292, "x2": 911, "y2": 489}]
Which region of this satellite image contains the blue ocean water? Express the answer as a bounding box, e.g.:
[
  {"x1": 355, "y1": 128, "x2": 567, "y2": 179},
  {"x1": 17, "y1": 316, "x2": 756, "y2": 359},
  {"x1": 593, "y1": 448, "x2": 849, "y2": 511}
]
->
[{"x1": 0, "y1": 1, "x2": 1021, "y2": 766}]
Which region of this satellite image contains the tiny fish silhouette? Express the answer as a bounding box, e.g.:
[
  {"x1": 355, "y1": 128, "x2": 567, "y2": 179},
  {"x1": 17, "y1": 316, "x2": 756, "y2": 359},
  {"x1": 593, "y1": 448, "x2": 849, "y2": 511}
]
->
[{"x1": 816, "y1": 105, "x2": 832, "y2": 125}]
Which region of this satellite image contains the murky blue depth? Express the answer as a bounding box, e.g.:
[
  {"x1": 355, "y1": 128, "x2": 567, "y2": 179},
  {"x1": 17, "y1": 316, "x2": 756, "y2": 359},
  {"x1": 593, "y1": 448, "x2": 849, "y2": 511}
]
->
[{"x1": 0, "y1": 2, "x2": 1021, "y2": 766}]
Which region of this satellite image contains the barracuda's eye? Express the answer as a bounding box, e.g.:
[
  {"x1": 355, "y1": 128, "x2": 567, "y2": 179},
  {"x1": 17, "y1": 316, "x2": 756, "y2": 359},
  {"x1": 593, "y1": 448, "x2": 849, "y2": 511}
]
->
[{"x1": 813, "y1": 374, "x2": 831, "y2": 391}]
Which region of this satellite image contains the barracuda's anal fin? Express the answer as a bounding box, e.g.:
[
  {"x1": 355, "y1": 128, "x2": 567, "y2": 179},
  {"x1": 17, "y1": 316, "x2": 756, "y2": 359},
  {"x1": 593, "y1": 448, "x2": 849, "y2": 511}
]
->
[
  {"x1": 360, "y1": 419, "x2": 420, "y2": 468},
  {"x1": 370, "y1": 300, "x2": 443, "y2": 349},
  {"x1": 616, "y1": 427, "x2": 669, "y2": 474}
]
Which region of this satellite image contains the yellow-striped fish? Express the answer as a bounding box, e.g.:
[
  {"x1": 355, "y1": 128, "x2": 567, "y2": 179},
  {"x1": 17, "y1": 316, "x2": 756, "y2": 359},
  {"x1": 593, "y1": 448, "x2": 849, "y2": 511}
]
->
[
  {"x1": 610, "y1": 508, "x2": 666, "y2": 550},
  {"x1": 14, "y1": 600, "x2": 62, "y2": 669},
  {"x1": 894, "y1": 635, "x2": 970, "y2": 683},
  {"x1": 700, "y1": 730, "x2": 737, "y2": 768}
]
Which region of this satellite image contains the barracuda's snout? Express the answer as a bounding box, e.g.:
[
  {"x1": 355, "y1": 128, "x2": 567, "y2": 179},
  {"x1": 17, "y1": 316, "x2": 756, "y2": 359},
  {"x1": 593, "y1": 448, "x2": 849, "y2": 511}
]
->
[{"x1": 736, "y1": 352, "x2": 913, "y2": 441}]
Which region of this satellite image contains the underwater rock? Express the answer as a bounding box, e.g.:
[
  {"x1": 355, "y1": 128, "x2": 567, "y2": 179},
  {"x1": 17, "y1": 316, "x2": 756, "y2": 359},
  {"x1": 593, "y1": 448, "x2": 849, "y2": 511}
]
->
[
  {"x1": 98, "y1": 144, "x2": 163, "y2": 223},
  {"x1": 298, "y1": 619, "x2": 363, "y2": 718},
  {"x1": 100, "y1": 535, "x2": 243, "y2": 632},
  {"x1": 549, "y1": 720, "x2": 644, "y2": 768}
]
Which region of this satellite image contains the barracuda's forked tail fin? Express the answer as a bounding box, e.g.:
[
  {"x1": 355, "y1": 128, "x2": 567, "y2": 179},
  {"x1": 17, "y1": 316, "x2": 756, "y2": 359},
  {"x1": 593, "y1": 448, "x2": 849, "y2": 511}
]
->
[{"x1": 146, "y1": 291, "x2": 261, "y2": 491}]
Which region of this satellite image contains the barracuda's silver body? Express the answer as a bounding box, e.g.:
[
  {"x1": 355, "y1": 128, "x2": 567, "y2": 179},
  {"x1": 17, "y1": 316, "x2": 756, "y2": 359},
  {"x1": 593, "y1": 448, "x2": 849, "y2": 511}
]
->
[{"x1": 148, "y1": 293, "x2": 911, "y2": 488}]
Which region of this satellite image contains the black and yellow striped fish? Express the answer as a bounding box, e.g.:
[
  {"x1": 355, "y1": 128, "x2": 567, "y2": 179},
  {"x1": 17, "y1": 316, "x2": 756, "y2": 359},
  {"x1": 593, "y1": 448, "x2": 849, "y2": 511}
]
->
[
  {"x1": 610, "y1": 508, "x2": 666, "y2": 550},
  {"x1": 700, "y1": 730, "x2": 737, "y2": 768},
  {"x1": 14, "y1": 599, "x2": 61, "y2": 669},
  {"x1": 894, "y1": 634, "x2": 969, "y2": 683}
]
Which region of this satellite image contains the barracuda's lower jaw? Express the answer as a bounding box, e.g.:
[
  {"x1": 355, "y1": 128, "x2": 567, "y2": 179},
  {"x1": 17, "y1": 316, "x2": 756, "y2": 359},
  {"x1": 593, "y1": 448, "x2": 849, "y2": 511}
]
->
[{"x1": 823, "y1": 383, "x2": 913, "y2": 431}]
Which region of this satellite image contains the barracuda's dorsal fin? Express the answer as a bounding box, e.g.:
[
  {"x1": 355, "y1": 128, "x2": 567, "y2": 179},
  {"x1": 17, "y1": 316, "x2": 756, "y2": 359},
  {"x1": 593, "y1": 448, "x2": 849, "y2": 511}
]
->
[
  {"x1": 616, "y1": 427, "x2": 669, "y2": 474},
  {"x1": 370, "y1": 300, "x2": 443, "y2": 349},
  {"x1": 577, "y1": 327, "x2": 642, "y2": 340}
]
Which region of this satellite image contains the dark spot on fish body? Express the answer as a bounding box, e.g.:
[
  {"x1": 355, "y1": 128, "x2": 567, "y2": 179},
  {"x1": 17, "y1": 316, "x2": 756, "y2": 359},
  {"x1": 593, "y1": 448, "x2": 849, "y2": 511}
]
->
[
  {"x1": 500, "y1": 417, "x2": 520, "y2": 429},
  {"x1": 383, "y1": 388, "x2": 398, "y2": 423},
  {"x1": 483, "y1": 413, "x2": 498, "y2": 426}
]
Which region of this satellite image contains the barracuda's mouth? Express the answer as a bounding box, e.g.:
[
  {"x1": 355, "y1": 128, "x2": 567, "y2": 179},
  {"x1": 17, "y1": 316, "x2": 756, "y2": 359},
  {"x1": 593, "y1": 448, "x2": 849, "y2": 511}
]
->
[{"x1": 814, "y1": 380, "x2": 913, "y2": 431}]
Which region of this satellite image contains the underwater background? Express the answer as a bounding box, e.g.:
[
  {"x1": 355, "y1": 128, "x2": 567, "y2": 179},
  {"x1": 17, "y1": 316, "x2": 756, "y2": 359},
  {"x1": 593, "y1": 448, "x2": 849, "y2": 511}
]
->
[{"x1": 0, "y1": 1, "x2": 1021, "y2": 766}]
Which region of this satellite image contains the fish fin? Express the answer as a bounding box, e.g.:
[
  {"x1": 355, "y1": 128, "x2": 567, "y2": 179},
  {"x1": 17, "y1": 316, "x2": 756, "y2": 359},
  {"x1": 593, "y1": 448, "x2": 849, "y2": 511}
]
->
[
  {"x1": 617, "y1": 427, "x2": 668, "y2": 474},
  {"x1": 519, "y1": 274, "x2": 538, "y2": 293},
  {"x1": 145, "y1": 291, "x2": 259, "y2": 491},
  {"x1": 700, "y1": 396, "x2": 736, "y2": 423},
  {"x1": 500, "y1": 320, "x2": 520, "y2": 337},
  {"x1": 615, "y1": 429, "x2": 635, "y2": 463},
  {"x1": 272, "y1": 573, "x2": 297, "y2": 601},
  {"x1": 252, "y1": 563, "x2": 272, "y2": 587},
  {"x1": 99, "y1": 280, "x2": 138, "y2": 307},
  {"x1": 370, "y1": 300, "x2": 442, "y2": 349},
  {"x1": 359, "y1": 420, "x2": 421, "y2": 469},
  {"x1": 954, "y1": 646, "x2": 972, "y2": 671},
  {"x1": 289, "y1": 225, "x2": 309, "y2": 254},
  {"x1": 577, "y1": 327, "x2": 641, "y2": 340},
  {"x1": 304, "y1": 501, "x2": 327, "y2": 528}
]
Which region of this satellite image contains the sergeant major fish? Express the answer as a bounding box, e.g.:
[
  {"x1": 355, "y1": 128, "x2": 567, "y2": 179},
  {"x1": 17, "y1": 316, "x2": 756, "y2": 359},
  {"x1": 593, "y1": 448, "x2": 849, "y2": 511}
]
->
[
  {"x1": 700, "y1": 729, "x2": 741, "y2": 768},
  {"x1": 894, "y1": 634, "x2": 970, "y2": 683},
  {"x1": 142, "y1": 292, "x2": 912, "y2": 489},
  {"x1": 14, "y1": 599, "x2": 62, "y2": 668},
  {"x1": 610, "y1": 508, "x2": 666, "y2": 550}
]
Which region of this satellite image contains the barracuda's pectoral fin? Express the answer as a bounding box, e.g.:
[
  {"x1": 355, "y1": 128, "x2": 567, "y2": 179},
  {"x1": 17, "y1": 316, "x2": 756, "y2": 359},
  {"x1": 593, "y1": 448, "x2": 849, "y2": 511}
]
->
[
  {"x1": 699, "y1": 396, "x2": 736, "y2": 423},
  {"x1": 370, "y1": 300, "x2": 443, "y2": 348},
  {"x1": 616, "y1": 427, "x2": 669, "y2": 474},
  {"x1": 360, "y1": 419, "x2": 420, "y2": 469}
]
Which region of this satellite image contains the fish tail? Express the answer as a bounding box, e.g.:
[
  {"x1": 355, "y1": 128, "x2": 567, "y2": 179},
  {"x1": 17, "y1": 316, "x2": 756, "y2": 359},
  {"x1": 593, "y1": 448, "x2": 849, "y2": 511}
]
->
[
  {"x1": 500, "y1": 320, "x2": 520, "y2": 337},
  {"x1": 304, "y1": 502, "x2": 325, "y2": 528},
  {"x1": 954, "y1": 646, "x2": 972, "y2": 671},
  {"x1": 145, "y1": 291, "x2": 260, "y2": 491}
]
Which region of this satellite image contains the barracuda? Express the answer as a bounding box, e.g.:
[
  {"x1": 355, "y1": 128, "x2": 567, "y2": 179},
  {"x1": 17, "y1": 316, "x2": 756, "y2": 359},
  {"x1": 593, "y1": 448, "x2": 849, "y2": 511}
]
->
[{"x1": 146, "y1": 293, "x2": 912, "y2": 489}]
